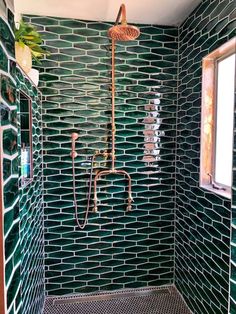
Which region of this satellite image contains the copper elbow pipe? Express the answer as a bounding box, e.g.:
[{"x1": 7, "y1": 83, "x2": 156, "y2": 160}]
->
[
  {"x1": 108, "y1": 4, "x2": 140, "y2": 43},
  {"x1": 115, "y1": 3, "x2": 127, "y2": 25}
]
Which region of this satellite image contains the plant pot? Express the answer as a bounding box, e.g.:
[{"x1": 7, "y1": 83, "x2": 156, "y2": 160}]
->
[
  {"x1": 15, "y1": 42, "x2": 32, "y2": 74},
  {"x1": 28, "y1": 68, "x2": 39, "y2": 86}
]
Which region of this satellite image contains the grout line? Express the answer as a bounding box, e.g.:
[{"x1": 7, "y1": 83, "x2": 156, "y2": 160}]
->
[
  {"x1": 173, "y1": 24, "x2": 180, "y2": 286},
  {"x1": 0, "y1": 119, "x2": 6, "y2": 314},
  {"x1": 174, "y1": 284, "x2": 193, "y2": 314}
]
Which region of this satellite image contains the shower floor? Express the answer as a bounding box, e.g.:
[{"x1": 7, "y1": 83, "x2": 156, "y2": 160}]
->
[{"x1": 43, "y1": 285, "x2": 192, "y2": 314}]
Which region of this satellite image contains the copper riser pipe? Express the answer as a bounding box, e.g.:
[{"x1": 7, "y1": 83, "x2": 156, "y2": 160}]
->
[{"x1": 92, "y1": 38, "x2": 133, "y2": 213}]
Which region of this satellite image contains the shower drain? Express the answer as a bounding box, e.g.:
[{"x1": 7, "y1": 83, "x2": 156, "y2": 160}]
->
[
  {"x1": 44, "y1": 285, "x2": 192, "y2": 314},
  {"x1": 53, "y1": 287, "x2": 170, "y2": 305}
]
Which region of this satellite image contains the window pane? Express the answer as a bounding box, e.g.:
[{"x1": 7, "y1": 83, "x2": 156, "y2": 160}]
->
[{"x1": 214, "y1": 53, "x2": 235, "y2": 187}]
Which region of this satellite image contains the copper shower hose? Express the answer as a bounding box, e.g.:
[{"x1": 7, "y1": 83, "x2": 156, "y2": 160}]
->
[
  {"x1": 71, "y1": 150, "x2": 112, "y2": 229},
  {"x1": 71, "y1": 154, "x2": 95, "y2": 229}
]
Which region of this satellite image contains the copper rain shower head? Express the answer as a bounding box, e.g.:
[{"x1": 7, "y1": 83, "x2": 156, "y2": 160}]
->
[{"x1": 108, "y1": 4, "x2": 140, "y2": 41}]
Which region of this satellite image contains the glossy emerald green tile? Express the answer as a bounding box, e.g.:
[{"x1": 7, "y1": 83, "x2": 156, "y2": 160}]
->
[
  {"x1": 5, "y1": 259, "x2": 13, "y2": 286},
  {"x1": 46, "y1": 67, "x2": 72, "y2": 76},
  {"x1": 60, "y1": 34, "x2": 85, "y2": 42},
  {"x1": 7, "y1": 9, "x2": 14, "y2": 30},
  {"x1": 3, "y1": 158, "x2": 11, "y2": 180},
  {"x1": 87, "y1": 22, "x2": 111, "y2": 31},
  {"x1": 0, "y1": 45, "x2": 8, "y2": 72},
  {"x1": 74, "y1": 55, "x2": 99, "y2": 64},
  {"x1": 73, "y1": 69, "x2": 98, "y2": 77},
  {"x1": 39, "y1": 31, "x2": 58, "y2": 40},
  {"x1": 1, "y1": 75, "x2": 16, "y2": 105},
  {"x1": 60, "y1": 61, "x2": 85, "y2": 70},
  {"x1": 74, "y1": 28, "x2": 99, "y2": 36},
  {"x1": 40, "y1": 73, "x2": 59, "y2": 81},
  {"x1": 3, "y1": 128, "x2": 17, "y2": 155},
  {"x1": 5, "y1": 221, "x2": 19, "y2": 260},
  {"x1": 0, "y1": 104, "x2": 10, "y2": 126},
  {"x1": 46, "y1": 40, "x2": 72, "y2": 48},
  {"x1": 88, "y1": 64, "x2": 110, "y2": 73},
  {"x1": 31, "y1": 16, "x2": 58, "y2": 25},
  {"x1": 60, "y1": 20, "x2": 86, "y2": 28},
  {"x1": 7, "y1": 267, "x2": 20, "y2": 308},
  {"x1": 60, "y1": 48, "x2": 85, "y2": 56},
  {"x1": 87, "y1": 36, "x2": 109, "y2": 45},
  {"x1": 46, "y1": 26, "x2": 71, "y2": 34},
  {"x1": 0, "y1": 17, "x2": 14, "y2": 55}
]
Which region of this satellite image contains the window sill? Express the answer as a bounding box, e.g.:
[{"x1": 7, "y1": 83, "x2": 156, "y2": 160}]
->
[{"x1": 200, "y1": 183, "x2": 231, "y2": 199}]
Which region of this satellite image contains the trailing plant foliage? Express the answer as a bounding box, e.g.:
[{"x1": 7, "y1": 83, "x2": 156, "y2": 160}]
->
[{"x1": 15, "y1": 20, "x2": 50, "y2": 63}]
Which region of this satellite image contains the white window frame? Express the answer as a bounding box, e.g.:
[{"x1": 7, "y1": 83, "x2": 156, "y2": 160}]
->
[{"x1": 200, "y1": 37, "x2": 236, "y2": 199}]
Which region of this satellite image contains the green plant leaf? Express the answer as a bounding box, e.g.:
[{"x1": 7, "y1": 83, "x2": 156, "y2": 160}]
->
[{"x1": 14, "y1": 19, "x2": 50, "y2": 61}]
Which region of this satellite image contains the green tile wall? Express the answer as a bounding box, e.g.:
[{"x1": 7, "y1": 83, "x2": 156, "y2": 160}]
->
[
  {"x1": 176, "y1": 0, "x2": 235, "y2": 313},
  {"x1": 231, "y1": 43, "x2": 236, "y2": 314},
  {"x1": 0, "y1": 7, "x2": 21, "y2": 313},
  {"x1": 26, "y1": 15, "x2": 178, "y2": 296},
  {"x1": 16, "y1": 68, "x2": 44, "y2": 314},
  {"x1": 0, "y1": 3, "x2": 44, "y2": 314}
]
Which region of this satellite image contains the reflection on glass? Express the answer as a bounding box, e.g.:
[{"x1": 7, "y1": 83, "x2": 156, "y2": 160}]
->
[
  {"x1": 20, "y1": 92, "x2": 32, "y2": 185},
  {"x1": 143, "y1": 102, "x2": 164, "y2": 167}
]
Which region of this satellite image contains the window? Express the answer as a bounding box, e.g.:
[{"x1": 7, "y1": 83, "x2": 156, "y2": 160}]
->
[
  {"x1": 19, "y1": 92, "x2": 33, "y2": 186},
  {"x1": 200, "y1": 38, "x2": 236, "y2": 198}
]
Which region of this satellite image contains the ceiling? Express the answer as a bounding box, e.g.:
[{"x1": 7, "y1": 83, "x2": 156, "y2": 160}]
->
[{"x1": 14, "y1": 0, "x2": 202, "y2": 26}]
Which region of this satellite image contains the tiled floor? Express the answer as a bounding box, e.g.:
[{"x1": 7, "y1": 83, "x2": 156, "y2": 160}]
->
[{"x1": 43, "y1": 286, "x2": 191, "y2": 314}]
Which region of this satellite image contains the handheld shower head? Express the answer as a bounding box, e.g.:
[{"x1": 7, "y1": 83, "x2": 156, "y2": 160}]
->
[{"x1": 108, "y1": 4, "x2": 140, "y2": 41}]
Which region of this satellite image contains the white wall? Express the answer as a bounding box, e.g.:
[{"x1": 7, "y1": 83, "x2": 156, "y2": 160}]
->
[{"x1": 14, "y1": 0, "x2": 201, "y2": 26}]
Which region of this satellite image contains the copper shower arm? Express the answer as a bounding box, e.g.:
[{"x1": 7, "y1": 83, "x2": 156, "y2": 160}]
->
[{"x1": 115, "y1": 4, "x2": 127, "y2": 25}]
